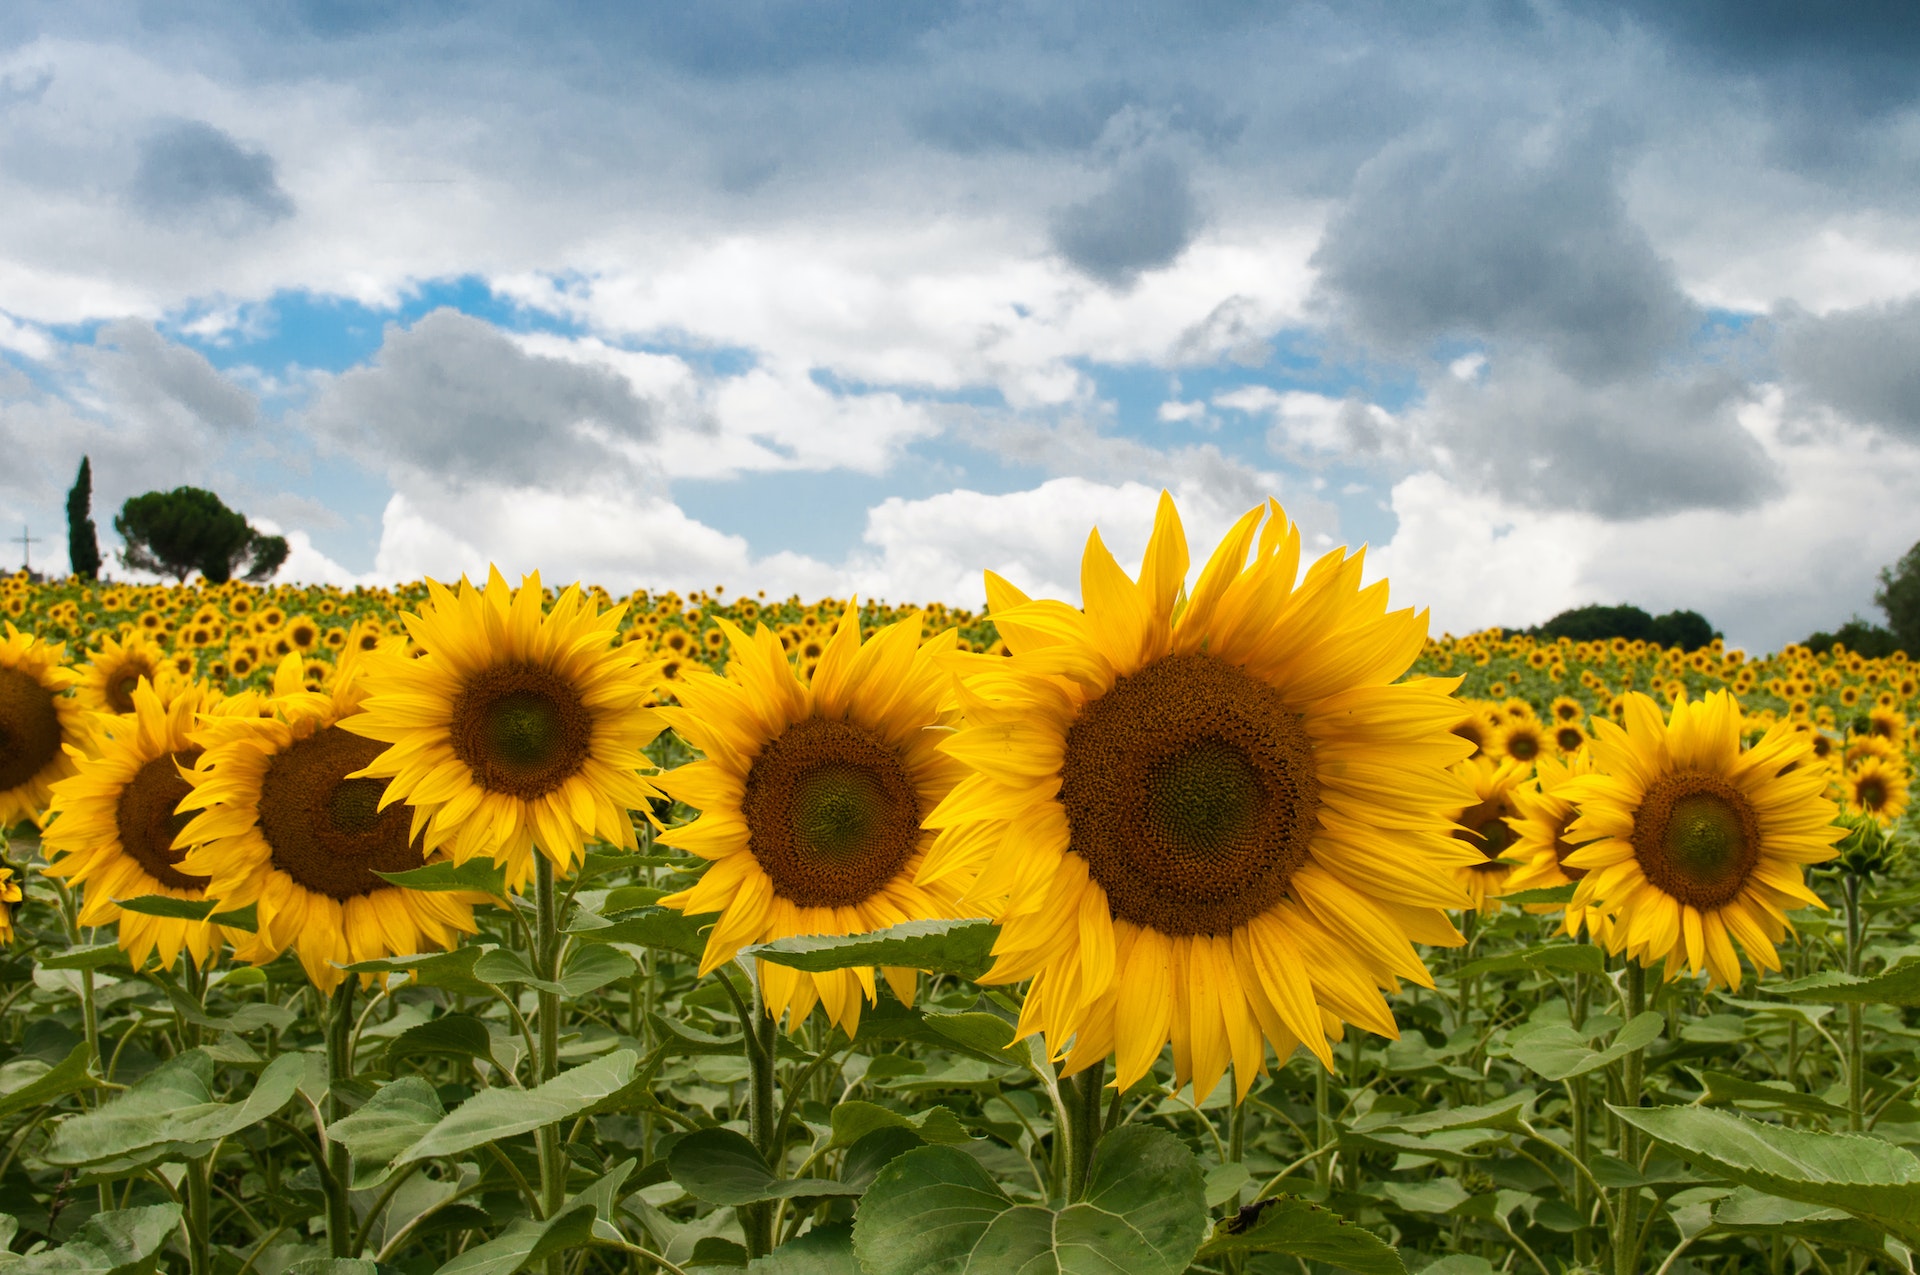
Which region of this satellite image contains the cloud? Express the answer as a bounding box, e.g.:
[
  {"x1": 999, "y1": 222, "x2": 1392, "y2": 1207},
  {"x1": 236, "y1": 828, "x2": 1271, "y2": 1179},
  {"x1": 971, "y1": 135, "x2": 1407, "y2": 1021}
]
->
[
  {"x1": 301, "y1": 308, "x2": 656, "y2": 486},
  {"x1": 80, "y1": 318, "x2": 258, "y2": 433},
  {"x1": 1312, "y1": 126, "x2": 1696, "y2": 380},
  {"x1": 1777, "y1": 297, "x2": 1920, "y2": 438},
  {"x1": 128, "y1": 119, "x2": 294, "y2": 229},
  {"x1": 1049, "y1": 153, "x2": 1200, "y2": 286}
]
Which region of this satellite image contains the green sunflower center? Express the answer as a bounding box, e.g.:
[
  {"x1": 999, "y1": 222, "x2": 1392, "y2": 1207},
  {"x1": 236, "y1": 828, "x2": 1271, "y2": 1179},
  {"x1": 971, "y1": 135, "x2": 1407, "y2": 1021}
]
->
[
  {"x1": 1060, "y1": 653, "x2": 1320, "y2": 937},
  {"x1": 1633, "y1": 772, "x2": 1762, "y2": 909},
  {"x1": 109, "y1": 666, "x2": 150, "y2": 715},
  {"x1": 115, "y1": 750, "x2": 211, "y2": 893},
  {"x1": 259, "y1": 725, "x2": 426, "y2": 900},
  {"x1": 0, "y1": 666, "x2": 62, "y2": 793},
  {"x1": 1452, "y1": 793, "x2": 1518, "y2": 870},
  {"x1": 451, "y1": 664, "x2": 593, "y2": 799},
  {"x1": 743, "y1": 717, "x2": 921, "y2": 908}
]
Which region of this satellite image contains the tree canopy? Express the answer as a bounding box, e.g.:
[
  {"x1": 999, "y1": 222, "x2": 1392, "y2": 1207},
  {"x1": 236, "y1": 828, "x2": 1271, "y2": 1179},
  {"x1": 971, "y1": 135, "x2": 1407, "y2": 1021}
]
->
[
  {"x1": 113, "y1": 487, "x2": 289, "y2": 584},
  {"x1": 65, "y1": 457, "x2": 100, "y2": 580},
  {"x1": 1527, "y1": 603, "x2": 1720, "y2": 652}
]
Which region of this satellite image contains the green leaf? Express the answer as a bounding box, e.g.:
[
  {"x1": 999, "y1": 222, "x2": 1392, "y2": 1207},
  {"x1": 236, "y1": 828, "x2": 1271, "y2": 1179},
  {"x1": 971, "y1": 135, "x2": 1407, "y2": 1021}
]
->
[
  {"x1": 161, "y1": 982, "x2": 297, "y2": 1034},
  {"x1": 375, "y1": 860, "x2": 509, "y2": 895},
  {"x1": 387, "y1": 1016, "x2": 494, "y2": 1069},
  {"x1": 327, "y1": 1076, "x2": 445, "y2": 1189},
  {"x1": 558, "y1": 944, "x2": 637, "y2": 997},
  {"x1": 667, "y1": 1127, "x2": 862, "y2": 1206},
  {"x1": 397, "y1": 1050, "x2": 640, "y2": 1166},
  {"x1": 207, "y1": 902, "x2": 258, "y2": 932},
  {"x1": 1379, "y1": 1179, "x2": 1471, "y2": 1215},
  {"x1": 1692, "y1": 1068, "x2": 1850, "y2": 1119},
  {"x1": 44, "y1": 1051, "x2": 306, "y2": 1171},
  {"x1": 431, "y1": 1160, "x2": 635, "y2": 1275},
  {"x1": 0, "y1": 1203, "x2": 181, "y2": 1275},
  {"x1": 110, "y1": 895, "x2": 221, "y2": 921},
  {"x1": 747, "y1": 919, "x2": 998, "y2": 980},
  {"x1": 746, "y1": 1224, "x2": 856, "y2": 1275},
  {"x1": 1713, "y1": 1187, "x2": 1896, "y2": 1257},
  {"x1": 37, "y1": 944, "x2": 132, "y2": 972},
  {"x1": 1773, "y1": 958, "x2": 1920, "y2": 1006},
  {"x1": 0, "y1": 1041, "x2": 103, "y2": 1121},
  {"x1": 341, "y1": 946, "x2": 499, "y2": 999},
  {"x1": 852, "y1": 1123, "x2": 1206, "y2": 1275},
  {"x1": 1613, "y1": 1102, "x2": 1920, "y2": 1245},
  {"x1": 1459, "y1": 942, "x2": 1604, "y2": 979},
  {"x1": 1203, "y1": 1163, "x2": 1251, "y2": 1208},
  {"x1": 283, "y1": 1261, "x2": 384, "y2": 1275},
  {"x1": 565, "y1": 906, "x2": 710, "y2": 957},
  {"x1": 1350, "y1": 1094, "x2": 1532, "y2": 1138},
  {"x1": 827, "y1": 1101, "x2": 974, "y2": 1149},
  {"x1": 1496, "y1": 884, "x2": 1577, "y2": 906},
  {"x1": 1196, "y1": 1195, "x2": 1405, "y2": 1273},
  {"x1": 1508, "y1": 1011, "x2": 1663, "y2": 1081}
]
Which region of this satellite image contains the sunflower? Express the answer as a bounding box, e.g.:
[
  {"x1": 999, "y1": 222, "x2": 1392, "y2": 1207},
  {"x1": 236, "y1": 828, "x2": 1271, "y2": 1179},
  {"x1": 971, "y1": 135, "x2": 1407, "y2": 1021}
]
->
[
  {"x1": 0, "y1": 864, "x2": 19, "y2": 945},
  {"x1": 1499, "y1": 750, "x2": 1609, "y2": 940},
  {"x1": 73, "y1": 631, "x2": 171, "y2": 719},
  {"x1": 1563, "y1": 691, "x2": 1842, "y2": 990},
  {"x1": 1451, "y1": 702, "x2": 1501, "y2": 759},
  {"x1": 654, "y1": 607, "x2": 967, "y2": 1035},
  {"x1": 339, "y1": 568, "x2": 665, "y2": 887},
  {"x1": 1843, "y1": 755, "x2": 1909, "y2": 825},
  {"x1": 1496, "y1": 717, "x2": 1546, "y2": 765},
  {"x1": 1866, "y1": 705, "x2": 1906, "y2": 742},
  {"x1": 43, "y1": 679, "x2": 233, "y2": 969},
  {"x1": 177, "y1": 653, "x2": 480, "y2": 991},
  {"x1": 0, "y1": 625, "x2": 89, "y2": 829},
  {"x1": 1448, "y1": 754, "x2": 1531, "y2": 913},
  {"x1": 920, "y1": 494, "x2": 1480, "y2": 1102},
  {"x1": 1550, "y1": 720, "x2": 1589, "y2": 756},
  {"x1": 1549, "y1": 695, "x2": 1584, "y2": 724}
]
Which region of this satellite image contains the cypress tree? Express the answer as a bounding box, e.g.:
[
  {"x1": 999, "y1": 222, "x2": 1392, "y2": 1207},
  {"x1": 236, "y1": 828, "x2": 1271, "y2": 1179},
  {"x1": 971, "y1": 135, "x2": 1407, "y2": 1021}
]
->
[{"x1": 66, "y1": 457, "x2": 102, "y2": 580}]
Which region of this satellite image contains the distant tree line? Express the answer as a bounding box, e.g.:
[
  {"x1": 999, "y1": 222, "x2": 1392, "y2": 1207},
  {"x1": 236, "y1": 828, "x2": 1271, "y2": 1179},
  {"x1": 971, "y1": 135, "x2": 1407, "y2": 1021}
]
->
[
  {"x1": 61, "y1": 457, "x2": 287, "y2": 584},
  {"x1": 1525, "y1": 603, "x2": 1720, "y2": 652}
]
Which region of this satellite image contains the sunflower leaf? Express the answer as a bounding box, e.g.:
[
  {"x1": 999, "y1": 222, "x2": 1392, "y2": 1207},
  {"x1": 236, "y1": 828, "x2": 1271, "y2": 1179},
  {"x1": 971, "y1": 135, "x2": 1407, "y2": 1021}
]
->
[
  {"x1": 1772, "y1": 958, "x2": 1920, "y2": 1006},
  {"x1": 110, "y1": 895, "x2": 221, "y2": 921},
  {"x1": 1612, "y1": 1102, "x2": 1920, "y2": 1245},
  {"x1": 1459, "y1": 942, "x2": 1604, "y2": 979},
  {"x1": 37, "y1": 944, "x2": 133, "y2": 972},
  {"x1": 1196, "y1": 1194, "x2": 1406, "y2": 1272},
  {"x1": 1496, "y1": 884, "x2": 1578, "y2": 906},
  {"x1": 0, "y1": 1202, "x2": 182, "y2": 1275},
  {"x1": 826, "y1": 1100, "x2": 974, "y2": 1148},
  {"x1": 375, "y1": 860, "x2": 510, "y2": 896},
  {"x1": 0, "y1": 1041, "x2": 104, "y2": 1121},
  {"x1": 395, "y1": 1050, "x2": 639, "y2": 1165},
  {"x1": 667, "y1": 1128, "x2": 861, "y2": 1206},
  {"x1": 327, "y1": 1076, "x2": 445, "y2": 1189},
  {"x1": 746, "y1": 918, "x2": 999, "y2": 979},
  {"x1": 744, "y1": 1223, "x2": 858, "y2": 1275},
  {"x1": 1508, "y1": 1012, "x2": 1663, "y2": 1081},
  {"x1": 342, "y1": 947, "x2": 500, "y2": 999},
  {"x1": 387, "y1": 1015, "x2": 494, "y2": 1069},
  {"x1": 43, "y1": 1050, "x2": 306, "y2": 1174},
  {"x1": 565, "y1": 906, "x2": 711, "y2": 958},
  {"x1": 851, "y1": 1124, "x2": 1207, "y2": 1275},
  {"x1": 431, "y1": 1159, "x2": 636, "y2": 1275}
]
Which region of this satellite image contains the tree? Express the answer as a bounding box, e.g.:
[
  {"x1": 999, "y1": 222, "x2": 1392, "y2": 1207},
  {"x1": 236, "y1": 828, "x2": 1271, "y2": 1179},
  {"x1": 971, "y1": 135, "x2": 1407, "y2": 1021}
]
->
[
  {"x1": 1530, "y1": 603, "x2": 1721, "y2": 652},
  {"x1": 1804, "y1": 617, "x2": 1898, "y2": 659},
  {"x1": 1875, "y1": 539, "x2": 1920, "y2": 656},
  {"x1": 65, "y1": 457, "x2": 101, "y2": 580},
  {"x1": 113, "y1": 487, "x2": 289, "y2": 584}
]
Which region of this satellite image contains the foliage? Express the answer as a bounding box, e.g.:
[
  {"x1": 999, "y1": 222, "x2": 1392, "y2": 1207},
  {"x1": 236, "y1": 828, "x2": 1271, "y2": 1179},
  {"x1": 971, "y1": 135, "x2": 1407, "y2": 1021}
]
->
[
  {"x1": 1527, "y1": 602, "x2": 1719, "y2": 651},
  {"x1": 63, "y1": 460, "x2": 100, "y2": 582},
  {"x1": 1879, "y1": 538, "x2": 1920, "y2": 657},
  {"x1": 111, "y1": 487, "x2": 288, "y2": 584}
]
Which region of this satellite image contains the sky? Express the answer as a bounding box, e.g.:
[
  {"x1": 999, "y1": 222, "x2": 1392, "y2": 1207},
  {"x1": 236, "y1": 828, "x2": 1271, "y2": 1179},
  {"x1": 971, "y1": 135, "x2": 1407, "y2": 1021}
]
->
[{"x1": 2, "y1": 2, "x2": 1918, "y2": 653}]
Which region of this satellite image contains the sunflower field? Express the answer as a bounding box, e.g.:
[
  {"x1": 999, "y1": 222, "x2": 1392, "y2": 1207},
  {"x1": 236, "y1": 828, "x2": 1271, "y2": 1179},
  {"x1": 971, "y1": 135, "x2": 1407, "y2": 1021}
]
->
[{"x1": 0, "y1": 494, "x2": 1913, "y2": 1275}]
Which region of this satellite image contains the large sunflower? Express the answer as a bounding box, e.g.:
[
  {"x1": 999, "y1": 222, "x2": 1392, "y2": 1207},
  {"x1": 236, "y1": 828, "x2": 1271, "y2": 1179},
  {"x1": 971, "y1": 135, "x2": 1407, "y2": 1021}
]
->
[
  {"x1": 43, "y1": 679, "x2": 235, "y2": 969},
  {"x1": 0, "y1": 625, "x2": 88, "y2": 829},
  {"x1": 1562, "y1": 691, "x2": 1842, "y2": 990},
  {"x1": 177, "y1": 653, "x2": 480, "y2": 991},
  {"x1": 920, "y1": 494, "x2": 1481, "y2": 1102},
  {"x1": 1448, "y1": 754, "x2": 1530, "y2": 914},
  {"x1": 73, "y1": 632, "x2": 170, "y2": 720},
  {"x1": 1499, "y1": 749, "x2": 1610, "y2": 941},
  {"x1": 340, "y1": 568, "x2": 665, "y2": 887},
  {"x1": 656, "y1": 607, "x2": 967, "y2": 1035}
]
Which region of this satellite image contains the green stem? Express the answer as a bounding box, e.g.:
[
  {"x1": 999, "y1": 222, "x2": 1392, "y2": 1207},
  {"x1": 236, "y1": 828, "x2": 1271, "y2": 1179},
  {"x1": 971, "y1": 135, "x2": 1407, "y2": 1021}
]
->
[
  {"x1": 1571, "y1": 951, "x2": 1593, "y2": 1267},
  {"x1": 532, "y1": 854, "x2": 566, "y2": 1275},
  {"x1": 1064, "y1": 1061, "x2": 1107, "y2": 1204},
  {"x1": 186, "y1": 1153, "x2": 212, "y2": 1275},
  {"x1": 325, "y1": 979, "x2": 355, "y2": 1258},
  {"x1": 1614, "y1": 959, "x2": 1647, "y2": 1275},
  {"x1": 1313, "y1": 1060, "x2": 1333, "y2": 1193},
  {"x1": 1844, "y1": 872, "x2": 1865, "y2": 1133},
  {"x1": 742, "y1": 967, "x2": 779, "y2": 1259}
]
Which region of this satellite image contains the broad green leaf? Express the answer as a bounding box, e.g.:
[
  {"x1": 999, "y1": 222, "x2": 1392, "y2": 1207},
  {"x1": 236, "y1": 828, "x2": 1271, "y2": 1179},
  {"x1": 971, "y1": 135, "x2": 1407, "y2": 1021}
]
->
[
  {"x1": 1497, "y1": 884, "x2": 1577, "y2": 906},
  {"x1": 748, "y1": 919, "x2": 999, "y2": 979},
  {"x1": 0, "y1": 1203, "x2": 181, "y2": 1275},
  {"x1": 1459, "y1": 942, "x2": 1604, "y2": 979},
  {"x1": 1773, "y1": 958, "x2": 1920, "y2": 1006},
  {"x1": 110, "y1": 895, "x2": 221, "y2": 921},
  {"x1": 1693, "y1": 1068, "x2": 1849, "y2": 1119},
  {"x1": 388, "y1": 1015, "x2": 494, "y2": 1068},
  {"x1": 1378, "y1": 1179, "x2": 1471, "y2": 1214},
  {"x1": 327, "y1": 1076, "x2": 445, "y2": 1189},
  {"x1": 667, "y1": 1127, "x2": 862, "y2": 1205},
  {"x1": 1713, "y1": 1187, "x2": 1896, "y2": 1257},
  {"x1": 1613, "y1": 1102, "x2": 1920, "y2": 1245},
  {"x1": 827, "y1": 1101, "x2": 974, "y2": 1149},
  {"x1": 432, "y1": 1160, "x2": 634, "y2": 1275},
  {"x1": 600, "y1": 885, "x2": 667, "y2": 913},
  {"x1": 1509, "y1": 1012, "x2": 1663, "y2": 1081},
  {"x1": 207, "y1": 902, "x2": 258, "y2": 932},
  {"x1": 1196, "y1": 1195, "x2": 1405, "y2": 1273},
  {"x1": 0, "y1": 1041, "x2": 103, "y2": 1121},
  {"x1": 565, "y1": 906, "x2": 710, "y2": 957},
  {"x1": 375, "y1": 860, "x2": 509, "y2": 895},
  {"x1": 470, "y1": 948, "x2": 543, "y2": 989},
  {"x1": 746, "y1": 1223, "x2": 857, "y2": 1275},
  {"x1": 557, "y1": 944, "x2": 637, "y2": 997},
  {"x1": 283, "y1": 1261, "x2": 383, "y2": 1275},
  {"x1": 162, "y1": 982, "x2": 297, "y2": 1034},
  {"x1": 44, "y1": 1050, "x2": 305, "y2": 1171},
  {"x1": 37, "y1": 944, "x2": 131, "y2": 972},
  {"x1": 1203, "y1": 1163, "x2": 1251, "y2": 1208},
  {"x1": 1415, "y1": 1259, "x2": 1496, "y2": 1275},
  {"x1": 397, "y1": 1050, "x2": 639, "y2": 1165},
  {"x1": 341, "y1": 947, "x2": 499, "y2": 999},
  {"x1": 1351, "y1": 1094, "x2": 1532, "y2": 1138},
  {"x1": 852, "y1": 1123, "x2": 1206, "y2": 1275}
]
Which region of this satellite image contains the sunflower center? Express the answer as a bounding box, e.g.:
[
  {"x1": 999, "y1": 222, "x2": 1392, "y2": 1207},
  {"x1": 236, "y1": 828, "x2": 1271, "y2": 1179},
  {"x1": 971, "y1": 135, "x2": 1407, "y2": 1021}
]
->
[
  {"x1": 0, "y1": 667, "x2": 63, "y2": 794},
  {"x1": 1549, "y1": 813, "x2": 1587, "y2": 881},
  {"x1": 114, "y1": 751, "x2": 210, "y2": 892},
  {"x1": 1505, "y1": 730, "x2": 1541, "y2": 762},
  {"x1": 258, "y1": 725, "x2": 426, "y2": 900},
  {"x1": 1632, "y1": 772, "x2": 1761, "y2": 909},
  {"x1": 1059, "y1": 653, "x2": 1319, "y2": 937},
  {"x1": 109, "y1": 666, "x2": 149, "y2": 715},
  {"x1": 742, "y1": 717, "x2": 921, "y2": 908},
  {"x1": 1453, "y1": 794, "x2": 1517, "y2": 870},
  {"x1": 450, "y1": 665, "x2": 592, "y2": 799}
]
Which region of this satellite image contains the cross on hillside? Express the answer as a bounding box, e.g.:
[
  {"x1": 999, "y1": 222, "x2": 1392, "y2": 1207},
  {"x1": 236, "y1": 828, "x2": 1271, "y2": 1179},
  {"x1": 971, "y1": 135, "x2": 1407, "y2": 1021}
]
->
[{"x1": 15, "y1": 525, "x2": 39, "y2": 572}]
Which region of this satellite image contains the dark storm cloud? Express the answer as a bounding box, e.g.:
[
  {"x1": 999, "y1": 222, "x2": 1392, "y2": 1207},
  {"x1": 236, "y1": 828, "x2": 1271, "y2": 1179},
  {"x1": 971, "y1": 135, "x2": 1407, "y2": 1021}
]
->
[
  {"x1": 1312, "y1": 127, "x2": 1697, "y2": 381},
  {"x1": 128, "y1": 120, "x2": 294, "y2": 228},
  {"x1": 1778, "y1": 299, "x2": 1920, "y2": 438},
  {"x1": 911, "y1": 82, "x2": 1244, "y2": 156},
  {"x1": 1049, "y1": 153, "x2": 1200, "y2": 286},
  {"x1": 1421, "y1": 354, "x2": 1777, "y2": 518},
  {"x1": 302, "y1": 309, "x2": 655, "y2": 485}
]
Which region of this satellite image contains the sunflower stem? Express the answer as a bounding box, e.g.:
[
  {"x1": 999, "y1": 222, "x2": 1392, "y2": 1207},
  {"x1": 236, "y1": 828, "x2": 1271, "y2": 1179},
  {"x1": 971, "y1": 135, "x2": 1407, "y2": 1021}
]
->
[
  {"x1": 1613, "y1": 958, "x2": 1647, "y2": 1275},
  {"x1": 532, "y1": 853, "x2": 567, "y2": 1275},
  {"x1": 1313, "y1": 1061, "x2": 1333, "y2": 1194},
  {"x1": 1570, "y1": 950, "x2": 1594, "y2": 1268},
  {"x1": 1063, "y1": 1061, "x2": 1106, "y2": 1204},
  {"x1": 324, "y1": 978, "x2": 355, "y2": 1258},
  {"x1": 1843, "y1": 871, "x2": 1865, "y2": 1132},
  {"x1": 742, "y1": 965, "x2": 779, "y2": 1258},
  {"x1": 186, "y1": 1151, "x2": 213, "y2": 1275}
]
